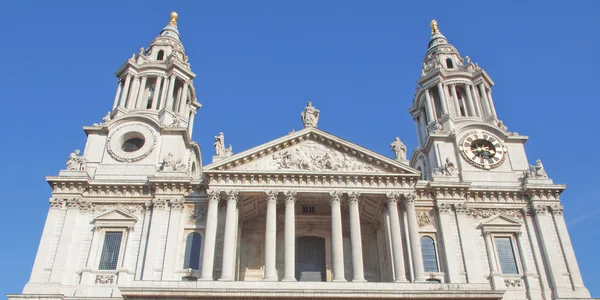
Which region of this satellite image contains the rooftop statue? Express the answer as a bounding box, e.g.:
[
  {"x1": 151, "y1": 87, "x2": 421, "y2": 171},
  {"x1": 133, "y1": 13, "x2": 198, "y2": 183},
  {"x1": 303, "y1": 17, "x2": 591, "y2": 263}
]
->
[
  {"x1": 390, "y1": 137, "x2": 407, "y2": 161},
  {"x1": 301, "y1": 102, "x2": 320, "y2": 128}
]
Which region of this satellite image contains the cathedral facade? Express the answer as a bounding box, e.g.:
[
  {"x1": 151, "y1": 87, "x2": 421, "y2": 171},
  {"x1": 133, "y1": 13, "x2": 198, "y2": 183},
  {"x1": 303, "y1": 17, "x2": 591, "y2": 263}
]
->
[{"x1": 8, "y1": 14, "x2": 592, "y2": 300}]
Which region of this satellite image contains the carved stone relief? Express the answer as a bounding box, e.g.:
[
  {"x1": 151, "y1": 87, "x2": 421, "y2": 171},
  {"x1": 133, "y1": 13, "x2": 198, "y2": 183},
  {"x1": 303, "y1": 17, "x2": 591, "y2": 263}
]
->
[
  {"x1": 95, "y1": 275, "x2": 114, "y2": 284},
  {"x1": 233, "y1": 140, "x2": 385, "y2": 173},
  {"x1": 188, "y1": 206, "x2": 207, "y2": 224},
  {"x1": 417, "y1": 210, "x2": 434, "y2": 227}
]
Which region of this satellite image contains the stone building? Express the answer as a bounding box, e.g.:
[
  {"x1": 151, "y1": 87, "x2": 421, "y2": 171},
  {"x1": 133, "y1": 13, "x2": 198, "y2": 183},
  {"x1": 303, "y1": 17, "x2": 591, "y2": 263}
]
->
[{"x1": 8, "y1": 14, "x2": 592, "y2": 300}]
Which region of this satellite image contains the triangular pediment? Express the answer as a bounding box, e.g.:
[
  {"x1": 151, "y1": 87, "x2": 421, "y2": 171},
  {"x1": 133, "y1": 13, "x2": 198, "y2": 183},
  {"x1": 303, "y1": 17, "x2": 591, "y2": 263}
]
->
[
  {"x1": 481, "y1": 215, "x2": 522, "y2": 226},
  {"x1": 93, "y1": 209, "x2": 138, "y2": 223},
  {"x1": 203, "y1": 127, "x2": 419, "y2": 175},
  {"x1": 479, "y1": 214, "x2": 523, "y2": 233}
]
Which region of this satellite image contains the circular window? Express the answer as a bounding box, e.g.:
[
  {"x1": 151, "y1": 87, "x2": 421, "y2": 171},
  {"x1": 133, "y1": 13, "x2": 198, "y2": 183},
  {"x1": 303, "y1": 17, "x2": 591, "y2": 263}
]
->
[
  {"x1": 107, "y1": 123, "x2": 157, "y2": 163},
  {"x1": 122, "y1": 137, "x2": 145, "y2": 152}
]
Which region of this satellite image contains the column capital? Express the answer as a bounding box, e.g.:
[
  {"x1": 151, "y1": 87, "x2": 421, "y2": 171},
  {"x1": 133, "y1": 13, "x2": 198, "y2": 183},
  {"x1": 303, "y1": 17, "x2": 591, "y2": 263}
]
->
[
  {"x1": 384, "y1": 192, "x2": 400, "y2": 205},
  {"x1": 170, "y1": 198, "x2": 183, "y2": 210},
  {"x1": 436, "y1": 202, "x2": 452, "y2": 214},
  {"x1": 329, "y1": 191, "x2": 342, "y2": 203},
  {"x1": 403, "y1": 193, "x2": 417, "y2": 206},
  {"x1": 226, "y1": 190, "x2": 240, "y2": 203},
  {"x1": 207, "y1": 190, "x2": 221, "y2": 203},
  {"x1": 533, "y1": 204, "x2": 548, "y2": 215},
  {"x1": 550, "y1": 204, "x2": 564, "y2": 215},
  {"x1": 266, "y1": 190, "x2": 279, "y2": 204},
  {"x1": 284, "y1": 191, "x2": 297, "y2": 204},
  {"x1": 454, "y1": 203, "x2": 471, "y2": 215},
  {"x1": 348, "y1": 191, "x2": 361, "y2": 204}
]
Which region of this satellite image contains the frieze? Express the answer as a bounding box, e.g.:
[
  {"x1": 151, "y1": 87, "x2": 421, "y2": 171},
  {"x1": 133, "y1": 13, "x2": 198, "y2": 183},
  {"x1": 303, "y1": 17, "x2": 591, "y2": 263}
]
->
[
  {"x1": 469, "y1": 208, "x2": 524, "y2": 220},
  {"x1": 91, "y1": 203, "x2": 146, "y2": 214}
]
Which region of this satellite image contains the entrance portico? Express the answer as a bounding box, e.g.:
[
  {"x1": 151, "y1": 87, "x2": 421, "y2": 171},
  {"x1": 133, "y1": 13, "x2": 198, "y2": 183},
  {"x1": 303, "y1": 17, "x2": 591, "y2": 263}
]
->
[{"x1": 201, "y1": 127, "x2": 422, "y2": 283}]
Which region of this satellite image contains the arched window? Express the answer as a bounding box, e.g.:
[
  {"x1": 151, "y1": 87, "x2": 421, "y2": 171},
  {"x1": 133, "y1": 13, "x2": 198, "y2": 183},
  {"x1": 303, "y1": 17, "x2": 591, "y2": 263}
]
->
[
  {"x1": 421, "y1": 236, "x2": 439, "y2": 272},
  {"x1": 183, "y1": 232, "x2": 202, "y2": 269},
  {"x1": 446, "y1": 58, "x2": 454, "y2": 69},
  {"x1": 157, "y1": 50, "x2": 165, "y2": 61}
]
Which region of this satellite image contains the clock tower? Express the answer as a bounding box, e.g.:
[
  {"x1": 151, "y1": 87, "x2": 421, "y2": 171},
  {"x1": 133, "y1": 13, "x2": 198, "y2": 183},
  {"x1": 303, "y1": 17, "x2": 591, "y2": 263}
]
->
[{"x1": 409, "y1": 20, "x2": 529, "y2": 184}]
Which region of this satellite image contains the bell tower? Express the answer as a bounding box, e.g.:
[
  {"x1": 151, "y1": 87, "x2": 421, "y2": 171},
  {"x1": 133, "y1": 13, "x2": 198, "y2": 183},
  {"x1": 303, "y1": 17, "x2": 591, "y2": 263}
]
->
[
  {"x1": 80, "y1": 12, "x2": 202, "y2": 180},
  {"x1": 409, "y1": 20, "x2": 529, "y2": 184}
]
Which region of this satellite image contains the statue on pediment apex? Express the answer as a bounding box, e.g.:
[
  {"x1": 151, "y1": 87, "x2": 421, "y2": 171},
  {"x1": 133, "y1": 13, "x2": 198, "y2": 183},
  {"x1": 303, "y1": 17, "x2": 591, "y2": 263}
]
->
[
  {"x1": 390, "y1": 137, "x2": 407, "y2": 161},
  {"x1": 301, "y1": 102, "x2": 320, "y2": 128}
]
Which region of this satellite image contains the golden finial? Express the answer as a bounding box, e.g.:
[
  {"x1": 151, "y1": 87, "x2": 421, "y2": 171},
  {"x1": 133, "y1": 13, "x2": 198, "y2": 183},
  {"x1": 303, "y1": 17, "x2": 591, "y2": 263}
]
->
[
  {"x1": 169, "y1": 12, "x2": 179, "y2": 28},
  {"x1": 430, "y1": 19, "x2": 439, "y2": 35}
]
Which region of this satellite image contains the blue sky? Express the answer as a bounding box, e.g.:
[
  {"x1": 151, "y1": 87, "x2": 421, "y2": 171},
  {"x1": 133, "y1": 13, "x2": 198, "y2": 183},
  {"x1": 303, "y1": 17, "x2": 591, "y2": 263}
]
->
[{"x1": 1, "y1": 0, "x2": 599, "y2": 296}]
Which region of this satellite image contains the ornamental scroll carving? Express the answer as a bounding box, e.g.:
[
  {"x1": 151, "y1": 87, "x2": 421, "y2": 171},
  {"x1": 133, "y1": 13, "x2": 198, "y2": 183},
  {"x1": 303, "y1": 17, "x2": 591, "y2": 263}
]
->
[
  {"x1": 469, "y1": 208, "x2": 524, "y2": 220},
  {"x1": 504, "y1": 279, "x2": 523, "y2": 288},
  {"x1": 233, "y1": 140, "x2": 384, "y2": 173},
  {"x1": 95, "y1": 275, "x2": 114, "y2": 284}
]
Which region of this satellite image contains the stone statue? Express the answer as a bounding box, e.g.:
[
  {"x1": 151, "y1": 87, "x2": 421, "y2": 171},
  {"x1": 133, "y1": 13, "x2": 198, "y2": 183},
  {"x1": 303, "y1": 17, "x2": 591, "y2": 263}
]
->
[
  {"x1": 162, "y1": 152, "x2": 186, "y2": 172},
  {"x1": 443, "y1": 157, "x2": 457, "y2": 176},
  {"x1": 102, "y1": 112, "x2": 112, "y2": 123},
  {"x1": 465, "y1": 56, "x2": 471, "y2": 64},
  {"x1": 301, "y1": 102, "x2": 320, "y2": 128},
  {"x1": 497, "y1": 120, "x2": 508, "y2": 131},
  {"x1": 529, "y1": 159, "x2": 548, "y2": 179},
  {"x1": 430, "y1": 19, "x2": 439, "y2": 35},
  {"x1": 390, "y1": 137, "x2": 407, "y2": 161},
  {"x1": 66, "y1": 149, "x2": 87, "y2": 171},
  {"x1": 214, "y1": 132, "x2": 233, "y2": 157},
  {"x1": 138, "y1": 47, "x2": 145, "y2": 56}
]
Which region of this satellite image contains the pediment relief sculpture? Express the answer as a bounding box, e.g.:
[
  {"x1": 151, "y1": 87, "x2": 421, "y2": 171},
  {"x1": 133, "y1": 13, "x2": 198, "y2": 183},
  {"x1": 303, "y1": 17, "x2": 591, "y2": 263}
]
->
[{"x1": 232, "y1": 140, "x2": 386, "y2": 173}]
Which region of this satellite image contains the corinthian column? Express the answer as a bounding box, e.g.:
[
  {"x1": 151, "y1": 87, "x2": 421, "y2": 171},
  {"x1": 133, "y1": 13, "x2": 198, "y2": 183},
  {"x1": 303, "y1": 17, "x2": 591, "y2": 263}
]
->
[
  {"x1": 385, "y1": 193, "x2": 407, "y2": 282},
  {"x1": 219, "y1": 190, "x2": 239, "y2": 281},
  {"x1": 404, "y1": 193, "x2": 425, "y2": 282},
  {"x1": 282, "y1": 191, "x2": 297, "y2": 281},
  {"x1": 348, "y1": 192, "x2": 366, "y2": 282},
  {"x1": 263, "y1": 191, "x2": 278, "y2": 281},
  {"x1": 330, "y1": 191, "x2": 346, "y2": 281},
  {"x1": 199, "y1": 190, "x2": 220, "y2": 281}
]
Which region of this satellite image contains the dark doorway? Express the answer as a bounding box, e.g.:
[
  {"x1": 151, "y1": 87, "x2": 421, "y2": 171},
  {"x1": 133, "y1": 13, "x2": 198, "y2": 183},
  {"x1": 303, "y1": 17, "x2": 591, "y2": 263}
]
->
[{"x1": 296, "y1": 236, "x2": 326, "y2": 281}]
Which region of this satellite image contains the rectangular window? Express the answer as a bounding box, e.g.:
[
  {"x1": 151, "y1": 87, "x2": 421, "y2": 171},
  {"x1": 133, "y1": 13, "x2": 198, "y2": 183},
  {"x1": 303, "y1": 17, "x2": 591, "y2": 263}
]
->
[
  {"x1": 495, "y1": 237, "x2": 519, "y2": 274},
  {"x1": 99, "y1": 232, "x2": 123, "y2": 270}
]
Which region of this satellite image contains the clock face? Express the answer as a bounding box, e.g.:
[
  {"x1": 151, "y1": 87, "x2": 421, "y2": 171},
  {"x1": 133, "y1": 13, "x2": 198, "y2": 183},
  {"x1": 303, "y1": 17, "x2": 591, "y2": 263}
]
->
[{"x1": 459, "y1": 131, "x2": 506, "y2": 170}]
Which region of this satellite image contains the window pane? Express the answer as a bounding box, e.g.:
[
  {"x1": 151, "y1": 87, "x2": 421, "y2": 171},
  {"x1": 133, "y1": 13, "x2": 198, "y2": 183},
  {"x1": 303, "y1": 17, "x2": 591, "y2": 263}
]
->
[
  {"x1": 495, "y1": 237, "x2": 519, "y2": 274},
  {"x1": 421, "y1": 236, "x2": 439, "y2": 272},
  {"x1": 99, "y1": 232, "x2": 123, "y2": 270},
  {"x1": 183, "y1": 232, "x2": 202, "y2": 269}
]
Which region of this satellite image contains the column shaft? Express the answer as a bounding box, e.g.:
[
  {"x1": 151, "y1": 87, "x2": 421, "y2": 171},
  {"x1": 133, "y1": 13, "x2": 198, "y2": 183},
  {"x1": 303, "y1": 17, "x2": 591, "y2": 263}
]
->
[
  {"x1": 463, "y1": 85, "x2": 476, "y2": 117},
  {"x1": 404, "y1": 194, "x2": 425, "y2": 282},
  {"x1": 127, "y1": 76, "x2": 140, "y2": 109},
  {"x1": 414, "y1": 118, "x2": 423, "y2": 148},
  {"x1": 263, "y1": 191, "x2": 278, "y2": 281},
  {"x1": 424, "y1": 89, "x2": 436, "y2": 122},
  {"x1": 436, "y1": 82, "x2": 448, "y2": 115},
  {"x1": 151, "y1": 76, "x2": 162, "y2": 110},
  {"x1": 165, "y1": 75, "x2": 177, "y2": 110},
  {"x1": 178, "y1": 82, "x2": 189, "y2": 113},
  {"x1": 199, "y1": 191, "x2": 220, "y2": 280},
  {"x1": 119, "y1": 75, "x2": 132, "y2": 108},
  {"x1": 159, "y1": 76, "x2": 170, "y2": 110},
  {"x1": 219, "y1": 191, "x2": 239, "y2": 281},
  {"x1": 282, "y1": 192, "x2": 297, "y2": 281},
  {"x1": 483, "y1": 232, "x2": 499, "y2": 273},
  {"x1": 478, "y1": 83, "x2": 491, "y2": 116},
  {"x1": 450, "y1": 84, "x2": 461, "y2": 116},
  {"x1": 551, "y1": 206, "x2": 587, "y2": 291},
  {"x1": 188, "y1": 113, "x2": 196, "y2": 137},
  {"x1": 348, "y1": 192, "x2": 365, "y2": 282},
  {"x1": 330, "y1": 192, "x2": 346, "y2": 281},
  {"x1": 136, "y1": 76, "x2": 148, "y2": 109},
  {"x1": 487, "y1": 90, "x2": 498, "y2": 117},
  {"x1": 385, "y1": 193, "x2": 407, "y2": 282},
  {"x1": 113, "y1": 81, "x2": 123, "y2": 109}
]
